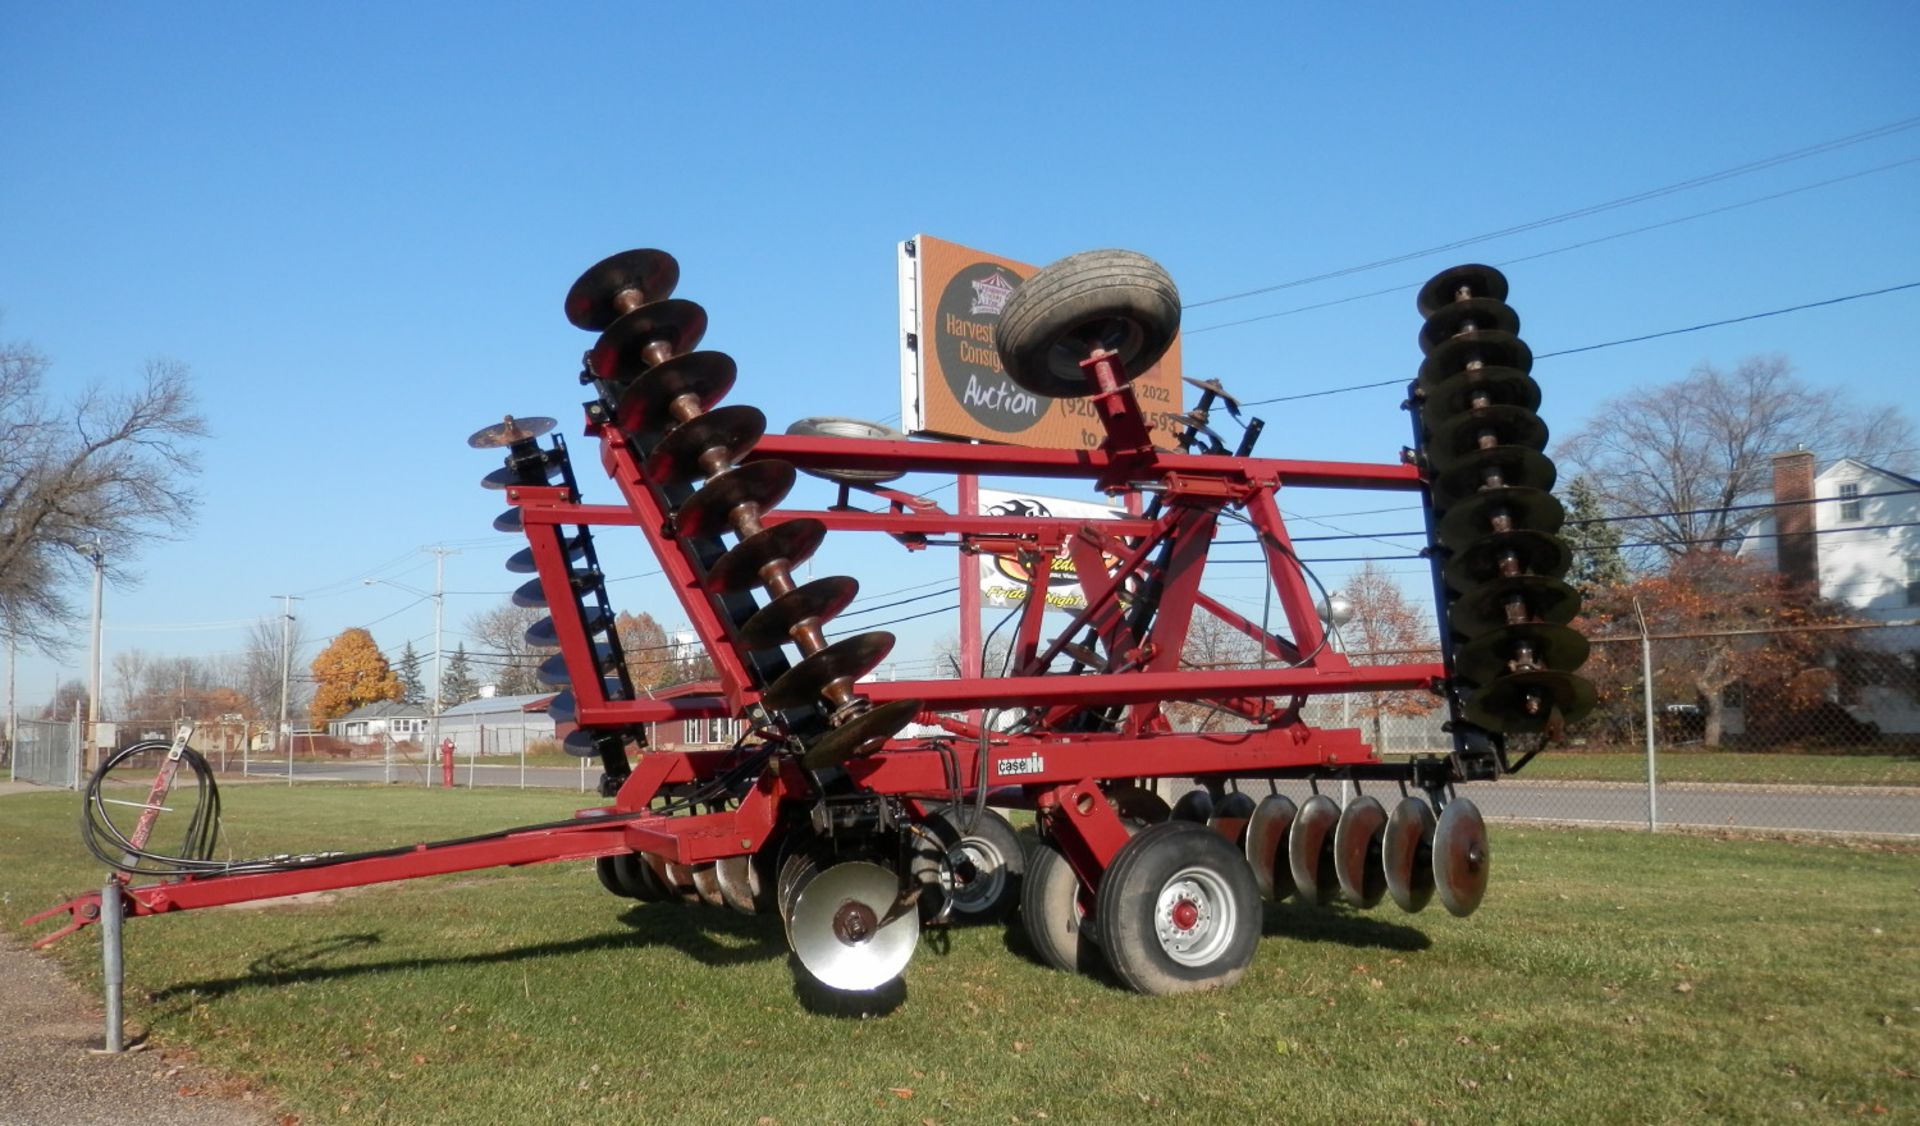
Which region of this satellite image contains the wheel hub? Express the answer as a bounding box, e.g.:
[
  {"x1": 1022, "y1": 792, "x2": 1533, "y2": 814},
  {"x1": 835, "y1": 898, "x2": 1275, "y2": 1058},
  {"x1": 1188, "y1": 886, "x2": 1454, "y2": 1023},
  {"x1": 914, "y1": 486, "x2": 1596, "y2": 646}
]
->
[{"x1": 1153, "y1": 867, "x2": 1236, "y2": 966}]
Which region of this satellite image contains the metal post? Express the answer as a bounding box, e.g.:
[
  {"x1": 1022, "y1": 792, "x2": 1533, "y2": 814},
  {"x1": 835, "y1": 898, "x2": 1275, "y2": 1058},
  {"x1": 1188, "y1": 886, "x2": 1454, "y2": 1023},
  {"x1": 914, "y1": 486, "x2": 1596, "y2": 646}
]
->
[
  {"x1": 1635, "y1": 597, "x2": 1658, "y2": 832},
  {"x1": 429, "y1": 547, "x2": 447, "y2": 777},
  {"x1": 957, "y1": 472, "x2": 982, "y2": 730},
  {"x1": 384, "y1": 730, "x2": 393, "y2": 786},
  {"x1": 6, "y1": 630, "x2": 16, "y2": 782},
  {"x1": 100, "y1": 878, "x2": 125, "y2": 1052},
  {"x1": 242, "y1": 718, "x2": 251, "y2": 777},
  {"x1": 86, "y1": 542, "x2": 104, "y2": 777},
  {"x1": 579, "y1": 751, "x2": 586, "y2": 793},
  {"x1": 519, "y1": 735, "x2": 526, "y2": 789},
  {"x1": 72, "y1": 700, "x2": 84, "y2": 790},
  {"x1": 273, "y1": 595, "x2": 301, "y2": 786}
]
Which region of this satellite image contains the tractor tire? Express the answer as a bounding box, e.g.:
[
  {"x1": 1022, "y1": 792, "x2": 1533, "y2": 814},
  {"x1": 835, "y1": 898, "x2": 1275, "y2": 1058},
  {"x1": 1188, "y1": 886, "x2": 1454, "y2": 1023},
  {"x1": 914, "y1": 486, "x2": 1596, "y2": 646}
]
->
[
  {"x1": 995, "y1": 249, "x2": 1180, "y2": 399},
  {"x1": 1095, "y1": 821, "x2": 1261, "y2": 995}
]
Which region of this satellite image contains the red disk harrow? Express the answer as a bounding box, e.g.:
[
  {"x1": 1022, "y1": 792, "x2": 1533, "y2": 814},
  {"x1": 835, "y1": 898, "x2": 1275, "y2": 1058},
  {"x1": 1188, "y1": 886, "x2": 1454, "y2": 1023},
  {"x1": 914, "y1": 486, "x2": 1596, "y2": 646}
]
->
[{"x1": 32, "y1": 247, "x2": 1591, "y2": 999}]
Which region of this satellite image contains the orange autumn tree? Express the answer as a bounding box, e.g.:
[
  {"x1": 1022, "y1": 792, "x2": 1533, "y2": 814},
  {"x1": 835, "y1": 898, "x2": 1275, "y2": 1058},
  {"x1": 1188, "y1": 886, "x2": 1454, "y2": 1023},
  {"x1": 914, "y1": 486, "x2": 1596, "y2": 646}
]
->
[
  {"x1": 1578, "y1": 550, "x2": 1859, "y2": 747},
  {"x1": 309, "y1": 627, "x2": 404, "y2": 726}
]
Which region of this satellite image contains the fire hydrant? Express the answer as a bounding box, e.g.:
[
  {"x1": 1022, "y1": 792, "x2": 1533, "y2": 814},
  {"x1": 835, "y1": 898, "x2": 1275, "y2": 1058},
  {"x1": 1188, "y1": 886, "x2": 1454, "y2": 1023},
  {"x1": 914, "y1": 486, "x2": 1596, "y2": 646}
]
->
[{"x1": 440, "y1": 738, "x2": 456, "y2": 789}]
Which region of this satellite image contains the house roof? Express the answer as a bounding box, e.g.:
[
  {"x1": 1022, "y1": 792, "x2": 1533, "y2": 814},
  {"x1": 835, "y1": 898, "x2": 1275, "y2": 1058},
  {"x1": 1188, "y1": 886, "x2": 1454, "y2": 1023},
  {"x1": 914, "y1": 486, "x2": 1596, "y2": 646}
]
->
[
  {"x1": 439, "y1": 693, "x2": 556, "y2": 718},
  {"x1": 1824, "y1": 456, "x2": 1920, "y2": 491},
  {"x1": 333, "y1": 699, "x2": 428, "y2": 722}
]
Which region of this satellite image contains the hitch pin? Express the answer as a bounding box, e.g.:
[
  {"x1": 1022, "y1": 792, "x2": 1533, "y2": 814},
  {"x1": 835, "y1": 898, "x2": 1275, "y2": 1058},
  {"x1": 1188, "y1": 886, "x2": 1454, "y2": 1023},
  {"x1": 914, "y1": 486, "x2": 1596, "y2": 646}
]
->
[{"x1": 101, "y1": 798, "x2": 175, "y2": 813}]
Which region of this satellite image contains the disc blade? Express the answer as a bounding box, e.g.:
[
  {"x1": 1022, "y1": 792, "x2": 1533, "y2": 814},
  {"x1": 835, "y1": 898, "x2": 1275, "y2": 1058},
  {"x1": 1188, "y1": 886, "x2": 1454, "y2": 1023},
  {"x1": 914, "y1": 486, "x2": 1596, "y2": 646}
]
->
[
  {"x1": 1419, "y1": 297, "x2": 1520, "y2": 355},
  {"x1": 762, "y1": 631, "x2": 895, "y2": 711},
  {"x1": 1419, "y1": 365, "x2": 1540, "y2": 428},
  {"x1": 1287, "y1": 793, "x2": 1342, "y2": 907},
  {"x1": 1464, "y1": 669, "x2": 1598, "y2": 733},
  {"x1": 1433, "y1": 798, "x2": 1490, "y2": 917},
  {"x1": 511, "y1": 578, "x2": 550, "y2": 609},
  {"x1": 1333, "y1": 796, "x2": 1389, "y2": 909},
  {"x1": 562, "y1": 730, "x2": 600, "y2": 757},
  {"x1": 674, "y1": 460, "x2": 797, "y2": 540},
  {"x1": 1454, "y1": 622, "x2": 1590, "y2": 684},
  {"x1": 525, "y1": 608, "x2": 611, "y2": 649},
  {"x1": 505, "y1": 536, "x2": 586, "y2": 574},
  {"x1": 1434, "y1": 487, "x2": 1566, "y2": 549},
  {"x1": 547, "y1": 690, "x2": 577, "y2": 726},
  {"x1": 493, "y1": 508, "x2": 524, "y2": 533},
  {"x1": 1432, "y1": 446, "x2": 1558, "y2": 507},
  {"x1": 467, "y1": 416, "x2": 557, "y2": 449},
  {"x1": 1419, "y1": 329, "x2": 1532, "y2": 384},
  {"x1": 714, "y1": 855, "x2": 760, "y2": 915},
  {"x1": 609, "y1": 350, "x2": 738, "y2": 433},
  {"x1": 1209, "y1": 792, "x2": 1256, "y2": 847},
  {"x1": 481, "y1": 460, "x2": 562, "y2": 491},
  {"x1": 645, "y1": 404, "x2": 768, "y2": 485},
  {"x1": 800, "y1": 698, "x2": 921, "y2": 769},
  {"x1": 1244, "y1": 794, "x2": 1297, "y2": 902},
  {"x1": 1107, "y1": 783, "x2": 1172, "y2": 827},
  {"x1": 1170, "y1": 789, "x2": 1214, "y2": 824},
  {"x1": 1448, "y1": 574, "x2": 1581, "y2": 638},
  {"x1": 738, "y1": 575, "x2": 859, "y2": 649},
  {"x1": 1425, "y1": 405, "x2": 1549, "y2": 468},
  {"x1": 1383, "y1": 797, "x2": 1436, "y2": 913},
  {"x1": 689, "y1": 863, "x2": 728, "y2": 909},
  {"x1": 566, "y1": 248, "x2": 680, "y2": 331},
  {"x1": 588, "y1": 299, "x2": 709, "y2": 381},
  {"x1": 705, "y1": 519, "x2": 827, "y2": 594},
  {"x1": 1441, "y1": 529, "x2": 1572, "y2": 590},
  {"x1": 538, "y1": 644, "x2": 615, "y2": 687},
  {"x1": 788, "y1": 860, "x2": 919, "y2": 992},
  {"x1": 1416, "y1": 263, "x2": 1509, "y2": 318}
]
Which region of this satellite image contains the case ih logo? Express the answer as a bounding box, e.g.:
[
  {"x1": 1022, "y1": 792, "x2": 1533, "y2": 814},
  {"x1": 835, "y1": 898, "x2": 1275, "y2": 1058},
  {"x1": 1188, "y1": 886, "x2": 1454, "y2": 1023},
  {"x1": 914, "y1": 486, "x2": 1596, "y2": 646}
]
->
[
  {"x1": 969, "y1": 270, "x2": 1015, "y2": 316},
  {"x1": 995, "y1": 752, "x2": 1045, "y2": 778}
]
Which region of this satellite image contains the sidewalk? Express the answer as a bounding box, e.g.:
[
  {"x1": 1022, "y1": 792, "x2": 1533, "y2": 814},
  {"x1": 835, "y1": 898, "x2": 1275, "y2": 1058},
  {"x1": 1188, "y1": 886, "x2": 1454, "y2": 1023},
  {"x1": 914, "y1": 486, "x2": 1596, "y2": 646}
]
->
[{"x1": 0, "y1": 934, "x2": 276, "y2": 1126}]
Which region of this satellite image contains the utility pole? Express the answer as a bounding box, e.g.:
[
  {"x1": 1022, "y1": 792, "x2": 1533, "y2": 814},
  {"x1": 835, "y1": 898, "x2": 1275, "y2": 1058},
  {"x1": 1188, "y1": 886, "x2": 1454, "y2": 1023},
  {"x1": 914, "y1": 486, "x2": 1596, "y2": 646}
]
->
[
  {"x1": 86, "y1": 540, "x2": 105, "y2": 774},
  {"x1": 429, "y1": 546, "x2": 449, "y2": 763},
  {"x1": 273, "y1": 594, "x2": 302, "y2": 785}
]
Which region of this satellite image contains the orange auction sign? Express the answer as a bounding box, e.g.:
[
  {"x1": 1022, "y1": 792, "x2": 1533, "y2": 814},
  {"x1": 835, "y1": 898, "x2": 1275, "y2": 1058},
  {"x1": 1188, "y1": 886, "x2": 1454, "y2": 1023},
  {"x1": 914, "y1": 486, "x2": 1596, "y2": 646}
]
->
[{"x1": 897, "y1": 234, "x2": 1184, "y2": 450}]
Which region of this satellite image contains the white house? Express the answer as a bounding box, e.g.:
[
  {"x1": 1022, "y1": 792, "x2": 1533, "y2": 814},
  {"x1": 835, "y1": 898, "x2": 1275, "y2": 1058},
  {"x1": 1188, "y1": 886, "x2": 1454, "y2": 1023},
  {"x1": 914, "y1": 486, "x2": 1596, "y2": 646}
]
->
[
  {"x1": 437, "y1": 693, "x2": 558, "y2": 756},
  {"x1": 1739, "y1": 451, "x2": 1920, "y2": 733},
  {"x1": 326, "y1": 700, "x2": 431, "y2": 744}
]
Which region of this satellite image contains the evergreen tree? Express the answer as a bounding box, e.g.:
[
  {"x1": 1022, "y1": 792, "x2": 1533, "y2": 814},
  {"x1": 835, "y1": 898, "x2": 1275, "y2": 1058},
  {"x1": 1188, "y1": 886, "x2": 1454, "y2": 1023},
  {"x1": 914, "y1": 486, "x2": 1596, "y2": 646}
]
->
[
  {"x1": 396, "y1": 641, "x2": 425, "y2": 707},
  {"x1": 1562, "y1": 475, "x2": 1630, "y2": 594},
  {"x1": 439, "y1": 644, "x2": 478, "y2": 709}
]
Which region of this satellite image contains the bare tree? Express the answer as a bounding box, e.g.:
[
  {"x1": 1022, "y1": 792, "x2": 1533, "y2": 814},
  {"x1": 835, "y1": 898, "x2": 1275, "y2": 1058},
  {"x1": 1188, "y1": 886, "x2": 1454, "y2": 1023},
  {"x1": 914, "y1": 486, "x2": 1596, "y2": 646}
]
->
[
  {"x1": 466, "y1": 602, "x2": 548, "y2": 696},
  {"x1": 242, "y1": 614, "x2": 308, "y2": 719},
  {"x1": 111, "y1": 648, "x2": 150, "y2": 720},
  {"x1": 0, "y1": 332, "x2": 206, "y2": 652},
  {"x1": 1555, "y1": 355, "x2": 1914, "y2": 564}
]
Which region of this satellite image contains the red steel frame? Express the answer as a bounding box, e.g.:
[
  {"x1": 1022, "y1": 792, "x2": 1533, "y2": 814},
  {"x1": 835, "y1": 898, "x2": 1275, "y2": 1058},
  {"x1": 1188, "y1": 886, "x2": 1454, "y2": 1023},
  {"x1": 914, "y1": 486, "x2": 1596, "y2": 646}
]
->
[{"x1": 30, "y1": 368, "x2": 1449, "y2": 944}]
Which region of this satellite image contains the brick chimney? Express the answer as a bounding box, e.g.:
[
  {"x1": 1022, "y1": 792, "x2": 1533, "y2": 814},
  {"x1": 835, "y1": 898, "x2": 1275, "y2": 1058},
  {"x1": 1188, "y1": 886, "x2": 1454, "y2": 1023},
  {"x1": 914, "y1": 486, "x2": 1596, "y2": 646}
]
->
[{"x1": 1771, "y1": 449, "x2": 1818, "y2": 589}]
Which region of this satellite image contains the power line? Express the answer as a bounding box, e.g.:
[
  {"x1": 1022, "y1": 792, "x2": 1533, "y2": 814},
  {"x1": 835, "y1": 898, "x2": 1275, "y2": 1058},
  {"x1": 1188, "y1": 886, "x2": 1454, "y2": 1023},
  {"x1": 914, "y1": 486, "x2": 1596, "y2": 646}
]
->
[
  {"x1": 1183, "y1": 115, "x2": 1920, "y2": 309},
  {"x1": 1535, "y1": 280, "x2": 1920, "y2": 359},
  {"x1": 1184, "y1": 153, "x2": 1920, "y2": 337}
]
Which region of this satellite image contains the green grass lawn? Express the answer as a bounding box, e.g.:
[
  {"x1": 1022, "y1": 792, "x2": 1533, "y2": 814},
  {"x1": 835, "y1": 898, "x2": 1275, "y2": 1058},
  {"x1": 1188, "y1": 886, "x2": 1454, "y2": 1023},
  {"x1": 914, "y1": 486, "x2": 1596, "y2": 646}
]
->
[
  {"x1": 4, "y1": 785, "x2": 1916, "y2": 1123},
  {"x1": 1515, "y1": 750, "x2": 1920, "y2": 788}
]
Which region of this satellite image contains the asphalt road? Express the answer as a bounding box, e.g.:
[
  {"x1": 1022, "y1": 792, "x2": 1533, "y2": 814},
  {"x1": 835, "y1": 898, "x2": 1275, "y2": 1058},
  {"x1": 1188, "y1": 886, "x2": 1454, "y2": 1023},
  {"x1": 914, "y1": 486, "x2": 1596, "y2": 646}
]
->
[{"x1": 250, "y1": 760, "x2": 1919, "y2": 838}]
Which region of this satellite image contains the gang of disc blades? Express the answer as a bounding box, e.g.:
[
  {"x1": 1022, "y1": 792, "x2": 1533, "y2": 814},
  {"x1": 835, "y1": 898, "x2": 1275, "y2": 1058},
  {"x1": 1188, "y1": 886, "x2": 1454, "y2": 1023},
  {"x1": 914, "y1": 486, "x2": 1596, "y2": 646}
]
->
[
  {"x1": 609, "y1": 350, "x2": 738, "y2": 433},
  {"x1": 1434, "y1": 487, "x2": 1566, "y2": 549},
  {"x1": 1244, "y1": 794, "x2": 1297, "y2": 901},
  {"x1": 1424, "y1": 405, "x2": 1550, "y2": 468},
  {"x1": 785, "y1": 416, "x2": 909, "y2": 485},
  {"x1": 525, "y1": 607, "x2": 610, "y2": 648},
  {"x1": 1416, "y1": 263, "x2": 1509, "y2": 318},
  {"x1": 788, "y1": 860, "x2": 920, "y2": 992},
  {"x1": 1454, "y1": 621, "x2": 1590, "y2": 685},
  {"x1": 1465, "y1": 668, "x2": 1599, "y2": 733},
  {"x1": 761, "y1": 630, "x2": 895, "y2": 711},
  {"x1": 505, "y1": 535, "x2": 586, "y2": 574},
  {"x1": 800, "y1": 698, "x2": 922, "y2": 769},
  {"x1": 1287, "y1": 793, "x2": 1343, "y2": 907},
  {"x1": 738, "y1": 575, "x2": 860, "y2": 649},
  {"x1": 705, "y1": 519, "x2": 828, "y2": 594},
  {"x1": 1432, "y1": 445, "x2": 1558, "y2": 508},
  {"x1": 1419, "y1": 297, "x2": 1521, "y2": 355},
  {"x1": 1419, "y1": 365, "x2": 1541, "y2": 427},
  {"x1": 1442, "y1": 528, "x2": 1572, "y2": 590},
  {"x1": 1434, "y1": 798, "x2": 1490, "y2": 918},
  {"x1": 1333, "y1": 795, "x2": 1390, "y2": 909},
  {"x1": 565, "y1": 248, "x2": 681, "y2": 330},
  {"x1": 1383, "y1": 797, "x2": 1437, "y2": 913},
  {"x1": 1418, "y1": 329, "x2": 1533, "y2": 385},
  {"x1": 1447, "y1": 574, "x2": 1582, "y2": 637},
  {"x1": 673, "y1": 460, "x2": 797, "y2": 540},
  {"x1": 467, "y1": 415, "x2": 558, "y2": 449},
  {"x1": 714, "y1": 855, "x2": 760, "y2": 915},
  {"x1": 645, "y1": 404, "x2": 769, "y2": 484},
  {"x1": 1209, "y1": 792, "x2": 1257, "y2": 847},
  {"x1": 587, "y1": 299, "x2": 710, "y2": 381},
  {"x1": 1170, "y1": 789, "x2": 1214, "y2": 824}
]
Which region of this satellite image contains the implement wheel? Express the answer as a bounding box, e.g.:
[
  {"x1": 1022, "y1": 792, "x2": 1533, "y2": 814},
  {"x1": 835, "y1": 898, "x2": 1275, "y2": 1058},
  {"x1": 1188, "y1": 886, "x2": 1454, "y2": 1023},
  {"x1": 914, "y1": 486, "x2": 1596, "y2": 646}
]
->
[
  {"x1": 1021, "y1": 838, "x2": 1096, "y2": 974},
  {"x1": 1095, "y1": 821, "x2": 1260, "y2": 995},
  {"x1": 995, "y1": 249, "x2": 1181, "y2": 399},
  {"x1": 917, "y1": 805, "x2": 1025, "y2": 924}
]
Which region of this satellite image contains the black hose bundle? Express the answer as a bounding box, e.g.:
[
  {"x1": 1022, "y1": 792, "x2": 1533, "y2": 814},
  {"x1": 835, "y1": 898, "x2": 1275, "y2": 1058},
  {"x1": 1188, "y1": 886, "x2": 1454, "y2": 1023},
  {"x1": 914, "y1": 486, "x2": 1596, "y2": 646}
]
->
[{"x1": 81, "y1": 740, "x2": 224, "y2": 875}]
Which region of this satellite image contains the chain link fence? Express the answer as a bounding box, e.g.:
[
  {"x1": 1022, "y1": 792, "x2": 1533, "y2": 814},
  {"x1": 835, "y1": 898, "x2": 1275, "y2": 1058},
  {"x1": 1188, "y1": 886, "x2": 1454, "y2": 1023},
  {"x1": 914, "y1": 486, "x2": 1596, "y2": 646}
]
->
[{"x1": 9, "y1": 717, "x2": 82, "y2": 790}]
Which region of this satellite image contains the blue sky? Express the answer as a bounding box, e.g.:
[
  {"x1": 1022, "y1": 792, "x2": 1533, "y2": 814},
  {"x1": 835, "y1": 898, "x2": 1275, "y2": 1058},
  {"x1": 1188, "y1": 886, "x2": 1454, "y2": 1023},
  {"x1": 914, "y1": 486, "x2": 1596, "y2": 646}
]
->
[{"x1": 4, "y1": 3, "x2": 1917, "y2": 710}]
